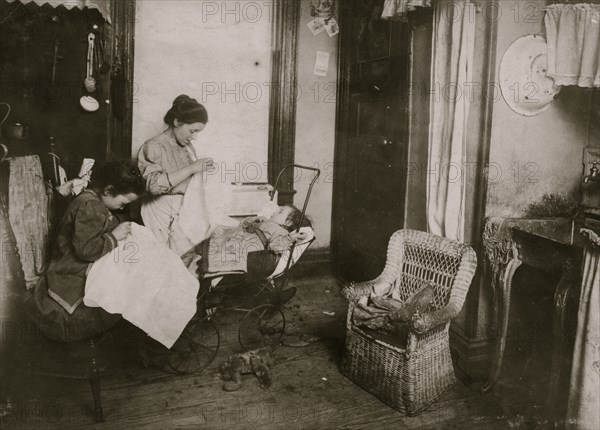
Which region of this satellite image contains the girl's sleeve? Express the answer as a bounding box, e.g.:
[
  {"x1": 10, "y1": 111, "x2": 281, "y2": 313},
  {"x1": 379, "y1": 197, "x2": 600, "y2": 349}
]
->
[
  {"x1": 138, "y1": 141, "x2": 173, "y2": 195},
  {"x1": 242, "y1": 216, "x2": 269, "y2": 233},
  {"x1": 72, "y1": 200, "x2": 118, "y2": 262},
  {"x1": 241, "y1": 216, "x2": 258, "y2": 232},
  {"x1": 267, "y1": 231, "x2": 294, "y2": 254}
]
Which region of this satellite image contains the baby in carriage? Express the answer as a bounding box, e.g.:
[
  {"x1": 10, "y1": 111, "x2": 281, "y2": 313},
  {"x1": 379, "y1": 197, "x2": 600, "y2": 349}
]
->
[
  {"x1": 240, "y1": 205, "x2": 311, "y2": 252},
  {"x1": 193, "y1": 203, "x2": 312, "y2": 276}
]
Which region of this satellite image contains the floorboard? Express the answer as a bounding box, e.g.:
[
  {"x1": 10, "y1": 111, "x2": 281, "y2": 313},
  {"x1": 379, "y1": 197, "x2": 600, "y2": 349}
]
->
[{"x1": 1, "y1": 272, "x2": 513, "y2": 430}]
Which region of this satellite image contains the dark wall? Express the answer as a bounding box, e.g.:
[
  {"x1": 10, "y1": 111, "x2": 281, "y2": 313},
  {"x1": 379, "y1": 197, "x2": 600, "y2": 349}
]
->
[
  {"x1": 0, "y1": 1, "x2": 110, "y2": 177},
  {"x1": 590, "y1": 90, "x2": 600, "y2": 148}
]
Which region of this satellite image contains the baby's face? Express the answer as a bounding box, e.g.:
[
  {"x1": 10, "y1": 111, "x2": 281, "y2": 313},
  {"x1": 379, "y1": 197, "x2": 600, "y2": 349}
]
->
[{"x1": 269, "y1": 206, "x2": 294, "y2": 227}]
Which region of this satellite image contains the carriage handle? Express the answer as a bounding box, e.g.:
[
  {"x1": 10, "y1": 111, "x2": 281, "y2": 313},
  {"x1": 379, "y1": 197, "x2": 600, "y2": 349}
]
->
[
  {"x1": 270, "y1": 164, "x2": 320, "y2": 280},
  {"x1": 270, "y1": 164, "x2": 320, "y2": 234}
]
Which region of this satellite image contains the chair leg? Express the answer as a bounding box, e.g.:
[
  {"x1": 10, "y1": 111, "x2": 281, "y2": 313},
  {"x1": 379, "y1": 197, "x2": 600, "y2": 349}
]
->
[{"x1": 88, "y1": 338, "x2": 105, "y2": 423}]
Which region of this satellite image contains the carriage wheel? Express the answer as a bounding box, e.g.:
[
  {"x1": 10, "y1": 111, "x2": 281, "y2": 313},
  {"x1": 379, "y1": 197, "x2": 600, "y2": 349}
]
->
[
  {"x1": 166, "y1": 319, "x2": 220, "y2": 374},
  {"x1": 238, "y1": 304, "x2": 285, "y2": 351}
]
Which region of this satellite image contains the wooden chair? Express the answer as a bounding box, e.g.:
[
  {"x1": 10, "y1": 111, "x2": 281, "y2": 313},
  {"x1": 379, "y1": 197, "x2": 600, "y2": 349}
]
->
[
  {"x1": 341, "y1": 229, "x2": 477, "y2": 416},
  {"x1": 0, "y1": 153, "x2": 115, "y2": 423}
]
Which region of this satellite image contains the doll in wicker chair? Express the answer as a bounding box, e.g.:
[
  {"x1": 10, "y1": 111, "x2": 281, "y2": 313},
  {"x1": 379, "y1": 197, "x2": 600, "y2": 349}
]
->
[{"x1": 352, "y1": 281, "x2": 435, "y2": 347}]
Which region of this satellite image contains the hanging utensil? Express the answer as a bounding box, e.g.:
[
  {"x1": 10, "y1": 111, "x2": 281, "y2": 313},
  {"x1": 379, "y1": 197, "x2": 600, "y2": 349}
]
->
[
  {"x1": 51, "y1": 39, "x2": 62, "y2": 85},
  {"x1": 84, "y1": 33, "x2": 96, "y2": 92},
  {"x1": 80, "y1": 33, "x2": 99, "y2": 112},
  {"x1": 97, "y1": 39, "x2": 110, "y2": 74},
  {"x1": 111, "y1": 36, "x2": 126, "y2": 120},
  {"x1": 45, "y1": 38, "x2": 63, "y2": 103}
]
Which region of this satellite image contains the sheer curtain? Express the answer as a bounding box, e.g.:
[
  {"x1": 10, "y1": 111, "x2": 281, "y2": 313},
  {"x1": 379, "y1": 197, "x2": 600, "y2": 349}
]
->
[
  {"x1": 545, "y1": 3, "x2": 600, "y2": 88},
  {"x1": 426, "y1": 1, "x2": 476, "y2": 241}
]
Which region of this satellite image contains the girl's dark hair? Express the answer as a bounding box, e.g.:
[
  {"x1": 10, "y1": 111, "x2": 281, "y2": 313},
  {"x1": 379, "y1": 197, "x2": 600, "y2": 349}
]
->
[
  {"x1": 284, "y1": 204, "x2": 312, "y2": 232},
  {"x1": 89, "y1": 160, "x2": 146, "y2": 196},
  {"x1": 163, "y1": 94, "x2": 208, "y2": 126}
]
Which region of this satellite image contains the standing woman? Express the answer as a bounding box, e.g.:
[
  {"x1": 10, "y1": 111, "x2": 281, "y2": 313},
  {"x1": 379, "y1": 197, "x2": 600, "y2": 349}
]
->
[{"x1": 137, "y1": 95, "x2": 214, "y2": 254}]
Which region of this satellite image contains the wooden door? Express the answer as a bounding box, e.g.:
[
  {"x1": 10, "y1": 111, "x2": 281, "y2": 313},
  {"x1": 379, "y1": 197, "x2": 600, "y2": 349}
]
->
[{"x1": 333, "y1": 0, "x2": 410, "y2": 281}]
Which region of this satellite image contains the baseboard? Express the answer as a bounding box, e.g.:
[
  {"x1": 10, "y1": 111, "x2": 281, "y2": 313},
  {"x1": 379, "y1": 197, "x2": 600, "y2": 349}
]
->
[
  {"x1": 450, "y1": 325, "x2": 491, "y2": 383},
  {"x1": 290, "y1": 247, "x2": 332, "y2": 277}
]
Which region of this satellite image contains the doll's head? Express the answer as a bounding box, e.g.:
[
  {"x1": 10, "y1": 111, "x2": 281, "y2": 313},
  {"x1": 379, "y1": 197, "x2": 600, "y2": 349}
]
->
[
  {"x1": 89, "y1": 160, "x2": 145, "y2": 211},
  {"x1": 270, "y1": 204, "x2": 312, "y2": 232}
]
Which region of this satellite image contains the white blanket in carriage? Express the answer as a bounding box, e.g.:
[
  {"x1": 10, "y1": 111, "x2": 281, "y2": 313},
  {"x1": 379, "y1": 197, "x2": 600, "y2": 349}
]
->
[{"x1": 83, "y1": 223, "x2": 199, "y2": 348}]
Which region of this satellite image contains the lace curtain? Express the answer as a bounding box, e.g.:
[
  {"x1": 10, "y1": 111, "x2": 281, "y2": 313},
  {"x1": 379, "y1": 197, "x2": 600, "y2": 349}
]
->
[
  {"x1": 545, "y1": 3, "x2": 600, "y2": 88},
  {"x1": 5, "y1": 0, "x2": 111, "y2": 22}
]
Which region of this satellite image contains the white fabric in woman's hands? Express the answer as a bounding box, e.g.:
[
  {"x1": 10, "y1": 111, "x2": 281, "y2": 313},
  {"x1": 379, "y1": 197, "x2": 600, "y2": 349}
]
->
[
  {"x1": 178, "y1": 173, "x2": 237, "y2": 248},
  {"x1": 83, "y1": 223, "x2": 199, "y2": 348}
]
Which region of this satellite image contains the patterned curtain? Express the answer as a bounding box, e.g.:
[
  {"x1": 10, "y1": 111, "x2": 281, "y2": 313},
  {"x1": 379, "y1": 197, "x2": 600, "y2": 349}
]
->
[
  {"x1": 5, "y1": 0, "x2": 111, "y2": 22},
  {"x1": 381, "y1": 0, "x2": 432, "y2": 20},
  {"x1": 566, "y1": 229, "x2": 600, "y2": 430}
]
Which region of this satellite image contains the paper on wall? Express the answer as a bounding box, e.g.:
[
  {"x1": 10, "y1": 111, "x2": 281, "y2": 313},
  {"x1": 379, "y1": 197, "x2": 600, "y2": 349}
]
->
[
  {"x1": 325, "y1": 18, "x2": 339, "y2": 37},
  {"x1": 307, "y1": 17, "x2": 326, "y2": 35},
  {"x1": 314, "y1": 50, "x2": 330, "y2": 77}
]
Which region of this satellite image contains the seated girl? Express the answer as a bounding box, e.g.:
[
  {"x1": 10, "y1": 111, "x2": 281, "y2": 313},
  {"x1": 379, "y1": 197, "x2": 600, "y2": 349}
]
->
[{"x1": 24, "y1": 161, "x2": 146, "y2": 342}]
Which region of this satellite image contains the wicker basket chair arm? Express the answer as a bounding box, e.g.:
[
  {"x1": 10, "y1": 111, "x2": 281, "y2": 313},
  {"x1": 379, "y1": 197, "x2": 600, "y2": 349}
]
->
[
  {"x1": 341, "y1": 277, "x2": 385, "y2": 302},
  {"x1": 410, "y1": 304, "x2": 459, "y2": 335},
  {"x1": 410, "y1": 247, "x2": 477, "y2": 335},
  {"x1": 341, "y1": 230, "x2": 407, "y2": 302}
]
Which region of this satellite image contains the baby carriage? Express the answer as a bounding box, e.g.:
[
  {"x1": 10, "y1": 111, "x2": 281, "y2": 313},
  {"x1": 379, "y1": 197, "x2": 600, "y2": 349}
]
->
[{"x1": 158, "y1": 164, "x2": 320, "y2": 374}]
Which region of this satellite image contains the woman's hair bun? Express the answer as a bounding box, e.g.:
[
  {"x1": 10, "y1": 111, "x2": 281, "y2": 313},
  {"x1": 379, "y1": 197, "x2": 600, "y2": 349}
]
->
[
  {"x1": 172, "y1": 94, "x2": 197, "y2": 106},
  {"x1": 164, "y1": 94, "x2": 208, "y2": 126}
]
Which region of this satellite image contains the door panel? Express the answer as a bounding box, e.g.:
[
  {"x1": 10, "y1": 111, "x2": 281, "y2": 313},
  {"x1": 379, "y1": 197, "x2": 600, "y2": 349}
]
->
[{"x1": 334, "y1": 0, "x2": 409, "y2": 281}]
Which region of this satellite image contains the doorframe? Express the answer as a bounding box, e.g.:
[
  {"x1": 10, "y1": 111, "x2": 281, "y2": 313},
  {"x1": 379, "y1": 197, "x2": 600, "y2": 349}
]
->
[
  {"x1": 268, "y1": 0, "x2": 300, "y2": 205},
  {"x1": 331, "y1": 0, "x2": 352, "y2": 275},
  {"x1": 449, "y1": 0, "x2": 500, "y2": 379},
  {"x1": 107, "y1": 0, "x2": 136, "y2": 159}
]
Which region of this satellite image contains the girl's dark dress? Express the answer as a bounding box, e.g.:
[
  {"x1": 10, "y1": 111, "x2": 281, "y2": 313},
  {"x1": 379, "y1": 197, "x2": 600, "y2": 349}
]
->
[{"x1": 23, "y1": 190, "x2": 122, "y2": 342}]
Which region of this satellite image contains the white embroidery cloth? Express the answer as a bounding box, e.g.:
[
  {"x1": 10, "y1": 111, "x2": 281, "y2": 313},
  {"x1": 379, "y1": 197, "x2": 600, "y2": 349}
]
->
[
  {"x1": 83, "y1": 223, "x2": 199, "y2": 348},
  {"x1": 177, "y1": 172, "x2": 238, "y2": 254},
  {"x1": 141, "y1": 170, "x2": 236, "y2": 256}
]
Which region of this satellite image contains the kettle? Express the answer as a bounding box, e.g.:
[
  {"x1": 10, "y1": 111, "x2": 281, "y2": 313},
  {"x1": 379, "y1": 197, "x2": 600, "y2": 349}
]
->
[{"x1": 3, "y1": 122, "x2": 29, "y2": 140}]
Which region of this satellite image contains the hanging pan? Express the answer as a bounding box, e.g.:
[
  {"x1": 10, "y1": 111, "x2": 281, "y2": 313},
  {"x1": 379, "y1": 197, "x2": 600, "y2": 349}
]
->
[{"x1": 80, "y1": 33, "x2": 99, "y2": 112}]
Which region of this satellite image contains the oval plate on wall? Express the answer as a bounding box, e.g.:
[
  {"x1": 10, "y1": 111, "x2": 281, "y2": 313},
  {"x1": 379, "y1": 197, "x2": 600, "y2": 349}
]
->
[{"x1": 499, "y1": 34, "x2": 561, "y2": 116}]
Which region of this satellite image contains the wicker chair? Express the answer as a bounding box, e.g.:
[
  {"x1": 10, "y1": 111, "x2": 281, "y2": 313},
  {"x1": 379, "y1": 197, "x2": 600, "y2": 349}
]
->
[{"x1": 341, "y1": 229, "x2": 477, "y2": 416}]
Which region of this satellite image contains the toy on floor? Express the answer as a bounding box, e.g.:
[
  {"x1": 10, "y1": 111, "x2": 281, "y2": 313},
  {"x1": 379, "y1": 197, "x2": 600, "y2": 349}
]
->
[{"x1": 219, "y1": 347, "x2": 273, "y2": 391}]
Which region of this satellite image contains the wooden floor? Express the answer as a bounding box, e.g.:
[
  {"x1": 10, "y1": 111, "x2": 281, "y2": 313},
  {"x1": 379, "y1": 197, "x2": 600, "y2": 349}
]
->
[{"x1": 1, "y1": 272, "x2": 515, "y2": 430}]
